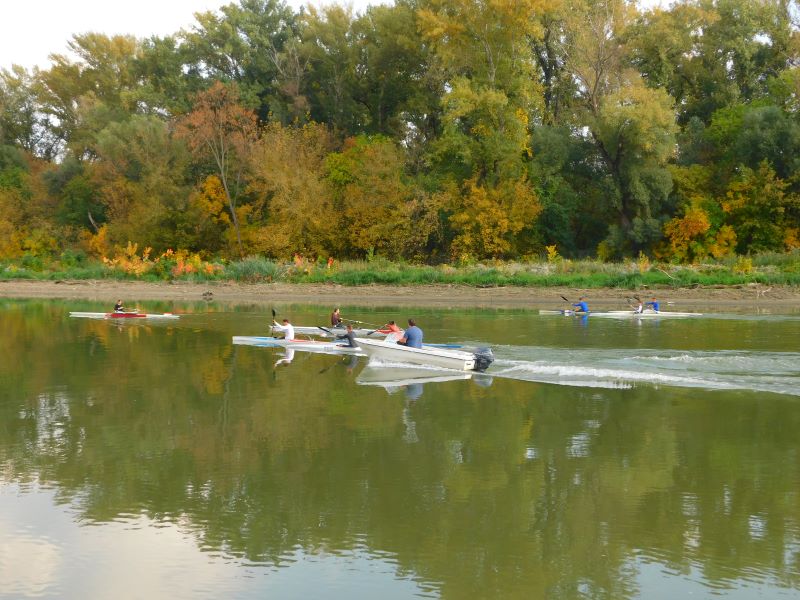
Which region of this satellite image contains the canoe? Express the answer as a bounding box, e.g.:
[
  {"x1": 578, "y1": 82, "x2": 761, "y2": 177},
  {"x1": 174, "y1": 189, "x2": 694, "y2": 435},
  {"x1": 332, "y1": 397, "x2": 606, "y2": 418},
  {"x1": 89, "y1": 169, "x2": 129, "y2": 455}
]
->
[
  {"x1": 356, "y1": 338, "x2": 494, "y2": 372},
  {"x1": 232, "y1": 336, "x2": 363, "y2": 354},
  {"x1": 69, "y1": 311, "x2": 180, "y2": 320}
]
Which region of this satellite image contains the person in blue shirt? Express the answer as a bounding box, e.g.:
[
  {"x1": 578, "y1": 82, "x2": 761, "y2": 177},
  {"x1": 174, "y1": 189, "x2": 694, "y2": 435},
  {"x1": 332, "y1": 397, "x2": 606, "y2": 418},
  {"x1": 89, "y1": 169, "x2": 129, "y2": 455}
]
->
[
  {"x1": 572, "y1": 297, "x2": 589, "y2": 313},
  {"x1": 644, "y1": 296, "x2": 660, "y2": 312},
  {"x1": 397, "y1": 318, "x2": 423, "y2": 348}
]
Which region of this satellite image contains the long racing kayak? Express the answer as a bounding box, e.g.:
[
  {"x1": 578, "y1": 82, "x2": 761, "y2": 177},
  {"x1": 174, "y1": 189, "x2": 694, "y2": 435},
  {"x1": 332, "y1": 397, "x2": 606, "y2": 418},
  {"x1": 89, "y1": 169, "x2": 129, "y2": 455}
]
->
[
  {"x1": 589, "y1": 309, "x2": 702, "y2": 318},
  {"x1": 271, "y1": 324, "x2": 388, "y2": 338},
  {"x1": 233, "y1": 336, "x2": 364, "y2": 354},
  {"x1": 70, "y1": 311, "x2": 180, "y2": 320}
]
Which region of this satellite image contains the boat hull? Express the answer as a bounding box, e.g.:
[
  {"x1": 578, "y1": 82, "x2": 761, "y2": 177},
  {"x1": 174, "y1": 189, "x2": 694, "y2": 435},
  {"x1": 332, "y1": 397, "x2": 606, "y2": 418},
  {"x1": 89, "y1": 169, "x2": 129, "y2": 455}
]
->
[
  {"x1": 69, "y1": 311, "x2": 179, "y2": 320},
  {"x1": 356, "y1": 339, "x2": 488, "y2": 371},
  {"x1": 271, "y1": 325, "x2": 385, "y2": 338},
  {"x1": 590, "y1": 310, "x2": 702, "y2": 318},
  {"x1": 233, "y1": 336, "x2": 363, "y2": 354}
]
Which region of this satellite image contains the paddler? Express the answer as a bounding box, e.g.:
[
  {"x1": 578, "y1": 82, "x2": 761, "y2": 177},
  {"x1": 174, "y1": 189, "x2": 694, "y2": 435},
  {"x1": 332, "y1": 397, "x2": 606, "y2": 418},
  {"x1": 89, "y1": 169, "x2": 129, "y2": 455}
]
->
[
  {"x1": 335, "y1": 324, "x2": 357, "y2": 347},
  {"x1": 396, "y1": 318, "x2": 423, "y2": 348},
  {"x1": 273, "y1": 318, "x2": 295, "y2": 340},
  {"x1": 644, "y1": 296, "x2": 660, "y2": 312},
  {"x1": 113, "y1": 299, "x2": 125, "y2": 313},
  {"x1": 572, "y1": 296, "x2": 589, "y2": 314},
  {"x1": 330, "y1": 307, "x2": 343, "y2": 327}
]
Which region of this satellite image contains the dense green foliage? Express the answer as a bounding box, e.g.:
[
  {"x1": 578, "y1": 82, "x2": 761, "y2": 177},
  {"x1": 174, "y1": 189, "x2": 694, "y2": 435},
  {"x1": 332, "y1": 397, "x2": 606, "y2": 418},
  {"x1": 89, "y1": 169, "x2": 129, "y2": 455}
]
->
[{"x1": 1, "y1": 0, "x2": 799, "y2": 266}]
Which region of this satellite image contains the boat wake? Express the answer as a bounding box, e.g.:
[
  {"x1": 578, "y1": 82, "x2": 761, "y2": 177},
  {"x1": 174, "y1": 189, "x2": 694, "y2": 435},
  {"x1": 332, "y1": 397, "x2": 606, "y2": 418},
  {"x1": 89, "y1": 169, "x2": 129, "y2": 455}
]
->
[{"x1": 489, "y1": 346, "x2": 800, "y2": 396}]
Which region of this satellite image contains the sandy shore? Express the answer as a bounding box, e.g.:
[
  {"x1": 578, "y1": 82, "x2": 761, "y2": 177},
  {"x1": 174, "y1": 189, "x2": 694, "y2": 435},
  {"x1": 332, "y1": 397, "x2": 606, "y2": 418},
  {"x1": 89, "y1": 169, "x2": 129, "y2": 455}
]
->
[{"x1": 0, "y1": 279, "x2": 797, "y2": 310}]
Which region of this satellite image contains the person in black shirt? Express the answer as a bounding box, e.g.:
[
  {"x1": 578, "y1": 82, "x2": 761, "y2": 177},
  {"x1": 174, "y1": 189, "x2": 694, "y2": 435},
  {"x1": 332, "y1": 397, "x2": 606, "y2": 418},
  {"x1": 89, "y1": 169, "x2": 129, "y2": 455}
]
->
[
  {"x1": 331, "y1": 307, "x2": 343, "y2": 327},
  {"x1": 114, "y1": 299, "x2": 125, "y2": 312}
]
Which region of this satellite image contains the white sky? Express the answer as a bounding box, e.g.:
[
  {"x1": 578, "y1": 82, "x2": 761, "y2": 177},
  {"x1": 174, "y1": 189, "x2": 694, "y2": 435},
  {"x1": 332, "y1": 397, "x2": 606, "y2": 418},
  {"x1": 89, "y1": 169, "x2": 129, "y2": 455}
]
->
[{"x1": 0, "y1": 0, "x2": 386, "y2": 71}]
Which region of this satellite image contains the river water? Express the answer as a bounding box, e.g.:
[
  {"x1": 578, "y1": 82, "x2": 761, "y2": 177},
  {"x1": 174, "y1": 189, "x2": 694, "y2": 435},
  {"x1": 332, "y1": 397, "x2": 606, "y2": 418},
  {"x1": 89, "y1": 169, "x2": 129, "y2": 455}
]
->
[{"x1": 1, "y1": 298, "x2": 799, "y2": 599}]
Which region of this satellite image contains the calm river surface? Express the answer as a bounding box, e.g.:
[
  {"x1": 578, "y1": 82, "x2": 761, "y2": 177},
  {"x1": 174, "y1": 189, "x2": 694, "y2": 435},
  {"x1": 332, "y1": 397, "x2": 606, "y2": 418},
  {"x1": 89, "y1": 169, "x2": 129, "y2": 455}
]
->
[{"x1": 1, "y1": 298, "x2": 799, "y2": 599}]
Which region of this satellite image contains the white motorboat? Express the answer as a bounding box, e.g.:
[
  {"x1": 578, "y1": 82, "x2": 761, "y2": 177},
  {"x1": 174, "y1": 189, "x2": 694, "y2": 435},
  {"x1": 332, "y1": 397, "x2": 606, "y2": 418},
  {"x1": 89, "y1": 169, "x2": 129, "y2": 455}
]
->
[
  {"x1": 69, "y1": 311, "x2": 180, "y2": 320},
  {"x1": 232, "y1": 336, "x2": 364, "y2": 354},
  {"x1": 356, "y1": 338, "x2": 494, "y2": 372}
]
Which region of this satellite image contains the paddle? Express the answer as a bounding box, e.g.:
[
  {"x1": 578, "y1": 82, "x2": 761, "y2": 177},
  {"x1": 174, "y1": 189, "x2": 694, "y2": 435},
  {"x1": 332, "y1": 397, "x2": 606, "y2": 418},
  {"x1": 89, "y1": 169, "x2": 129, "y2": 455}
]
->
[
  {"x1": 559, "y1": 295, "x2": 574, "y2": 315},
  {"x1": 343, "y1": 318, "x2": 381, "y2": 327},
  {"x1": 317, "y1": 326, "x2": 335, "y2": 336}
]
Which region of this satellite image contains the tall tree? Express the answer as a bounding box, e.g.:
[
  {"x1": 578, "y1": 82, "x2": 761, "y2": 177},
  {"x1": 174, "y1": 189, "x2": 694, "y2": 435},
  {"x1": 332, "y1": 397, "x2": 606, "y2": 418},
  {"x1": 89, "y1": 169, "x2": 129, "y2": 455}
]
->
[{"x1": 176, "y1": 81, "x2": 256, "y2": 257}]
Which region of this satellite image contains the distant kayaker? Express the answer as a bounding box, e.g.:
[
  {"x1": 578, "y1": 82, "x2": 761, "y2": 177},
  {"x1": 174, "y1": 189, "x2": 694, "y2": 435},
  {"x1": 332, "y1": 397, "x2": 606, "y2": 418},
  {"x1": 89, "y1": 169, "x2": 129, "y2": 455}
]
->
[
  {"x1": 273, "y1": 318, "x2": 295, "y2": 340},
  {"x1": 336, "y1": 324, "x2": 357, "y2": 348},
  {"x1": 397, "y1": 318, "x2": 423, "y2": 348},
  {"x1": 114, "y1": 299, "x2": 125, "y2": 313},
  {"x1": 572, "y1": 297, "x2": 589, "y2": 313},
  {"x1": 330, "y1": 308, "x2": 343, "y2": 327},
  {"x1": 645, "y1": 296, "x2": 660, "y2": 312},
  {"x1": 632, "y1": 298, "x2": 644, "y2": 313}
]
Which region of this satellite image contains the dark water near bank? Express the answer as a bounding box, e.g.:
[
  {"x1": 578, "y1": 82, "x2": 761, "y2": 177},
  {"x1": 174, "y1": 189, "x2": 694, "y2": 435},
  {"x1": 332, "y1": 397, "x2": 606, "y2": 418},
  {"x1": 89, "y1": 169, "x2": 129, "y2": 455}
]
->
[{"x1": 1, "y1": 299, "x2": 799, "y2": 599}]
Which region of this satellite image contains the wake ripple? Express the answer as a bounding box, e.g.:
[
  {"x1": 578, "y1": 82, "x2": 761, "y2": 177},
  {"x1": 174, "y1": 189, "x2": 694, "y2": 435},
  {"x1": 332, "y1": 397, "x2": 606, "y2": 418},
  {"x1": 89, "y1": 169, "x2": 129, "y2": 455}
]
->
[{"x1": 489, "y1": 346, "x2": 800, "y2": 396}]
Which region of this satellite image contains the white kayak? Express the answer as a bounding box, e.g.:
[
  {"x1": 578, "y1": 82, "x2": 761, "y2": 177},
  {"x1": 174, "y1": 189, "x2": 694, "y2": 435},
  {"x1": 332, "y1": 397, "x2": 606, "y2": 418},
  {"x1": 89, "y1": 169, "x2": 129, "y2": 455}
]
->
[
  {"x1": 356, "y1": 338, "x2": 494, "y2": 372},
  {"x1": 539, "y1": 309, "x2": 586, "y2": 316},
  {"x1": 69, "y1": 311, "x2": 180, "y2": 320},
  {"x1": 233, "y1": 336, "x2": 363, "y2": 354},
  {"x1": 270, "y1": 324, "x2": 389, "y2": 338},
  {"x1": 589, "y1": 309, "x2": 702, "y2": 318}
]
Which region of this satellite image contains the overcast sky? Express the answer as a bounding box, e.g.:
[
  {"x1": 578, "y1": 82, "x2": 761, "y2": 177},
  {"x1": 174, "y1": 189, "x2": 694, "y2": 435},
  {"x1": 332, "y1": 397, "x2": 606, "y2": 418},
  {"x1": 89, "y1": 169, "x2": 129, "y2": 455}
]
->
[
  {"x1": 1, "y1": 0, "x2": 666, "y2": 71},
  {"x1": 0, "y1": 0, "x2": 385, "y2": 70}
]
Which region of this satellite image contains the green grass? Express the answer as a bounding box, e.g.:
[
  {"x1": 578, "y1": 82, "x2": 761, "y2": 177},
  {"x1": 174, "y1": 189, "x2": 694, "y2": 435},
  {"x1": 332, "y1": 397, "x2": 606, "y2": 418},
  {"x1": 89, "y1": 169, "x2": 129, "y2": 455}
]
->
[{"x1": 2, "y1": 253, "x2": 799, "y2": 288}]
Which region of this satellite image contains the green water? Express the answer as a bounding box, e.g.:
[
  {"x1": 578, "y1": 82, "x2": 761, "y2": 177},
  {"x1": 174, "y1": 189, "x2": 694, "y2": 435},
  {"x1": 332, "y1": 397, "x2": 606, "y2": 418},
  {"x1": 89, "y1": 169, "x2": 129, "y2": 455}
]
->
[{"x1": 1, "y1": 299, "x2": 799, "y2": 599}]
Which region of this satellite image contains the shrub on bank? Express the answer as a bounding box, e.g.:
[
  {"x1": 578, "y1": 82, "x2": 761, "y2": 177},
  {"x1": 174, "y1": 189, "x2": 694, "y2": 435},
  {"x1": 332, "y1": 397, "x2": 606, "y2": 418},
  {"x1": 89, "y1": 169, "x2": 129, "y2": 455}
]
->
[{"x1": 1, "y1": 251, "x2": 799, "y2": 287}]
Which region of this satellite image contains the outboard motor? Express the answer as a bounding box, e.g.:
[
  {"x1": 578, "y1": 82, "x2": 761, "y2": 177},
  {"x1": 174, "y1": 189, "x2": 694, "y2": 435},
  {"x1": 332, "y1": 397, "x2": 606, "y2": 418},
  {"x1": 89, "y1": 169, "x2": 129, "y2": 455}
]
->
[{"x1": 472, "y1": 347, "x2": 494, "y2": 372}]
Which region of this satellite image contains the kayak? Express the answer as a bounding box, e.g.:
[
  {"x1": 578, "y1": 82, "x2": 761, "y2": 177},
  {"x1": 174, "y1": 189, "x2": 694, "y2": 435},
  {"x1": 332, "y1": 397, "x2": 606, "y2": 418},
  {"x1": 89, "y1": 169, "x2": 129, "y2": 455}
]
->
[
  {"x1": 589, "y1": 310, "x2": 703, "y2": 318},
  {"x1": 233, "y1": 336, "x2": 465, "y2": 355},
  {"x1": 232, "y1": 336, "x2": 363, "y2": 354},
  {"x1": 271, "y1": 324, "x2": 389, "y2": 338},
  {"x1": 69, "y1": 311, "x2": 180, "y2": 320},
  {"x1": 539, "y1": 309, "x2": 702, "y2": 318},
  {"x1": 356, "y1": 338, "x2": 494, "y2": 372}
]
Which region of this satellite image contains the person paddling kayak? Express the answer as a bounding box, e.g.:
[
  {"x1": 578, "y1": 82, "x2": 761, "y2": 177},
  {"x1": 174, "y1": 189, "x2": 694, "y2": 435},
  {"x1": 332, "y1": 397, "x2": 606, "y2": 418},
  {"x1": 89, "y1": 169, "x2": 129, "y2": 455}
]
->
[
  {"x1": 273, "y1": 318, "x2": 295, "y2": 340},
  {"x1": 335, "y1": 324, "x2": 357, "y2": 348},
  {"x1": 572, "y1": 297, "x2": 589, "y2": 314},
  {"x1": 330, "y1": 308, "x2": 343, "y2": 327},
  {"x1": 644, "y1": 296, "x2": 660, "y2": 312},
  {"x1": 113, "y1": 299, "x2": 125, "y2": 313},
  {"x1": 396, "y1": 318, "x2": 423, "y2": 348}
]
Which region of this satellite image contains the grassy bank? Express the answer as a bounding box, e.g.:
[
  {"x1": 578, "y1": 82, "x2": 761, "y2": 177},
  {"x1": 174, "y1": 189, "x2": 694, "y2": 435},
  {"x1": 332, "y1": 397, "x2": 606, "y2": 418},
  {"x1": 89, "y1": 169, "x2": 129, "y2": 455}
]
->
[{"x1": 2, "y1": 253, "x2": 799, "y2": 289}]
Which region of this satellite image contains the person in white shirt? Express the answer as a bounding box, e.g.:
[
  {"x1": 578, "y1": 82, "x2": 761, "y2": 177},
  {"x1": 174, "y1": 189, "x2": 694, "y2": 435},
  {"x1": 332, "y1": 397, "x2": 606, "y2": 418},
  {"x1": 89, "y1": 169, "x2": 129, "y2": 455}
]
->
[{"x1": 273, "y1": 318, "x2": 295, "y2": 340}]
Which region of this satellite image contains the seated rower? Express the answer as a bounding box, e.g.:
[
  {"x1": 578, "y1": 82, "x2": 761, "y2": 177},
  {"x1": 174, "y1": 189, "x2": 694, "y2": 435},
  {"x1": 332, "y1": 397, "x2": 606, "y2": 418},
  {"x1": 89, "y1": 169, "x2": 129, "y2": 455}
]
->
[
  {"x1": 335, "y1": 324, "x2": 357, "y2": 348},
  {"x1": 572, "y1": 296, "x2": 589, "y2": 313},
  {"x1": 114, "y1": 299, "x2": 125, "y2": 313},
  {"x1": 644, "y1": 296, "x2": 660, "y2": 312},
  {"x1": 273, "y1": 318, "x2": 295, "y2": 340},
  {"x1": 396, "y1": 318, "x2": 423, "y2": 348},
  {"x1": 330, "y1": 307, "x2": 343, "y2": 327}
]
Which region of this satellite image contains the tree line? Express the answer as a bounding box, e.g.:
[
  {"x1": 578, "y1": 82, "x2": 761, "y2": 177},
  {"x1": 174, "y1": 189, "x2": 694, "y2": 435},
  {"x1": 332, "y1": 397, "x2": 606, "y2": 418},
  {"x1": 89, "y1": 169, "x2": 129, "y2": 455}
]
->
[{"x1": 1, "y1": 0, "x2": 799, "y2": 264}]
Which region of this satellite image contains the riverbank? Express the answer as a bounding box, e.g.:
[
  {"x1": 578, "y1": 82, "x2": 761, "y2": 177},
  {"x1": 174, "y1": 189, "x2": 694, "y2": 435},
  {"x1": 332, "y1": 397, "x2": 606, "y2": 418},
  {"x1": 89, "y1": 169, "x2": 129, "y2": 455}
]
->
[{"x1": 0, "y1": 279, "x2": 797, "y2": 310}]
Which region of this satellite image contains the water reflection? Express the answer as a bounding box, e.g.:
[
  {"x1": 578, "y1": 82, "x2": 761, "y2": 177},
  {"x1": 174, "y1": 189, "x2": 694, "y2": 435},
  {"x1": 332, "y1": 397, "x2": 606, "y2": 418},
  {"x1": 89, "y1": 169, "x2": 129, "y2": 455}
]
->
[{"x1": 1, "y1": 300, "x2": 800, "y2": 598}]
